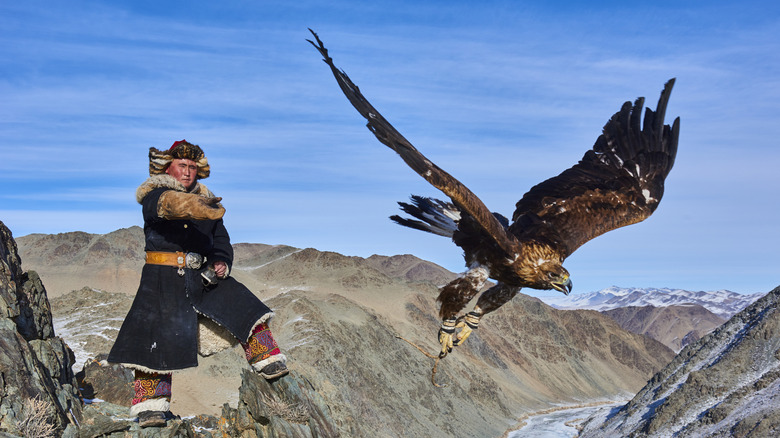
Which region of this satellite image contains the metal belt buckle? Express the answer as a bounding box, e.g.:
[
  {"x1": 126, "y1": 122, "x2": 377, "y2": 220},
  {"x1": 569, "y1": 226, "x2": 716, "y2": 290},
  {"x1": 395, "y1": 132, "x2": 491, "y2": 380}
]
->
[{"x1": 185, "y1": 252, "x2": 203, "y2": 269}]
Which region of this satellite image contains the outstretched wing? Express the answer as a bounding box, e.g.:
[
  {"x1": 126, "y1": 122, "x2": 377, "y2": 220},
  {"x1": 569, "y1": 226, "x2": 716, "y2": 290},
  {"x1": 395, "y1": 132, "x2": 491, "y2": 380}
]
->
[
  {"x1": 508, "y1": 79, "x2": 680, "y2": 259},
  {"x1": 308, "y1": 29, "x2": 520, "y2": 256}
]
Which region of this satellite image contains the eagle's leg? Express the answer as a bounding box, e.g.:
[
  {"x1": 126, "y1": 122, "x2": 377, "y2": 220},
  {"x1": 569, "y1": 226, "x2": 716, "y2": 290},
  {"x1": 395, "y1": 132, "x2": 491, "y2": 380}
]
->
[
  {"x1": 437, "y1": 266, "x2": 488, "y2": 356},
  {"x1": 473, "y1": 282, "x2": 520, "y2": 315},
  {"x1": 450, "y1": 283, "x2": 520, "y2": 348}
]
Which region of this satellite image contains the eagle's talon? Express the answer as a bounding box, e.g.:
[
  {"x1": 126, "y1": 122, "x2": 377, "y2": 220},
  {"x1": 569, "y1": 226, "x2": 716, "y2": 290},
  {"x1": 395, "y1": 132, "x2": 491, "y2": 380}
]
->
[
  {"x1": 452, "y1": 311, "x2": 481, "y2": 347},
  {"x1": 438, "y1": 318, "x2": 458, "y2": 357},
  {"x1": 438, "y1": 311, "x2": 482, "y2": 355}
]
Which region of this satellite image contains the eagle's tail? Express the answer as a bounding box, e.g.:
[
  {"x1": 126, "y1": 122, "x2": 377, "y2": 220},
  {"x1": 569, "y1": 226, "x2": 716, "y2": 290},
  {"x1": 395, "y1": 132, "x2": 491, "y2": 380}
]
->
[{"x1": 390, "y1": 195, "x2": 460, "y2": 238}]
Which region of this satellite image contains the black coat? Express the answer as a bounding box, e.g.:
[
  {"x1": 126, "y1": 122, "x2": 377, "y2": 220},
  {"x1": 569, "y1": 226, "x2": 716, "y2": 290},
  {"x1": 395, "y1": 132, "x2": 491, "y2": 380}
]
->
[{"x1": 108, "y1": 183, "x2": 271, "y2": 372}]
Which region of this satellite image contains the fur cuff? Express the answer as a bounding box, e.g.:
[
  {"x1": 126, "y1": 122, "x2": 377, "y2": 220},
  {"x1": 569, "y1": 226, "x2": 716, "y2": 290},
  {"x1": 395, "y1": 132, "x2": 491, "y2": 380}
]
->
[
  {"x1": 130, "y1": 398, "x2": 171, "y2": 416},
  {"x1": 250, "y1": 354, "x2": 287, "y2": 372}
]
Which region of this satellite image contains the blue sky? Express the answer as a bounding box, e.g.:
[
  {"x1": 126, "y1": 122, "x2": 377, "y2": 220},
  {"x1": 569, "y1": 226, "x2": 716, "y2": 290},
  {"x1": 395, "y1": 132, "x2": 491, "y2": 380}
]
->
[{"x1": 1, "y1": 1, "x2": 778, "y2": 295}]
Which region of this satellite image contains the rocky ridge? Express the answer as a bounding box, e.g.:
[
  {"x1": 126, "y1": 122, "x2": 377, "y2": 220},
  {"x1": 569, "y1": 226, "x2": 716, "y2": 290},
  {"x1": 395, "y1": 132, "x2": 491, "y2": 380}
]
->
[{"x1": 579, "y1": 285, "x2": 780, "y2": 437}]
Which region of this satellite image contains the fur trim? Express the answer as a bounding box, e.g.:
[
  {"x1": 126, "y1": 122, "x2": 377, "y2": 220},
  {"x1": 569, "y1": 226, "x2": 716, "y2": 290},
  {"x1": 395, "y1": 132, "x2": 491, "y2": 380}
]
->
[
  {"x1": 130, "y1": 398, "x2": 171, "y2": 416},
  {"x1": 196, "y1": 313, "x2": 275, "y2": 355},
  {"x1": 149, "y1": 141, "x2": 210, "y2": 179},
  {"x1": 250, "y1": 353, "x2": 287, "y2": 372},
  {"x1": 198, "y1": 316, "x2": 239, "y2": 357},
  {"x1": 136, "y1": 174, "x2": 218, "y2": 204},
  {"x1": 120, "y1": 363, "x2": 176, "y2": 375},
  {"x1": 246, "y1": 313, "x2": 275, "y2": 343}
]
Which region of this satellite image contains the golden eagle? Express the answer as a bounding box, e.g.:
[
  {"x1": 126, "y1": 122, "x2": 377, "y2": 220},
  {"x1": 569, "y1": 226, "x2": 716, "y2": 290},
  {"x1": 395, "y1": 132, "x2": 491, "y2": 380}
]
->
[{"x1": 309, "y1": 30, "x2": 680, "y2": 357}]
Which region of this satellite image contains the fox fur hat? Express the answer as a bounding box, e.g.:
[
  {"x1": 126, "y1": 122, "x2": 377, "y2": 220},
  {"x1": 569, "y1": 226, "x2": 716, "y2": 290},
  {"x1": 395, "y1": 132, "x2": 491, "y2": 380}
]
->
[{"x1": 148, "y1": 139, "x2": 210, "y2": 179}]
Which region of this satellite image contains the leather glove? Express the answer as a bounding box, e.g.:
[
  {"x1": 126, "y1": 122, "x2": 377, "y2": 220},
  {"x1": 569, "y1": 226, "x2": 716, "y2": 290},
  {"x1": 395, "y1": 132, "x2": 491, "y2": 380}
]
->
[{"x1": 157, "y1": 191, "x2": 225, "y2": 220}]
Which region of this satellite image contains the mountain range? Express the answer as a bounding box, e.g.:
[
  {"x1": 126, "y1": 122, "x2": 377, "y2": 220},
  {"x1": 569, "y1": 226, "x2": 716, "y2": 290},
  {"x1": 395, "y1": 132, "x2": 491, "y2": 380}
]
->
[
  {"x1": 601, "y1": 305, "x2": 726, "y2": 352},
  {"x1": 7, "y1": 223, "x2": 780, "y2": 438},
  {"x1": 14, "y1": 226, "x2": 675, "y2": 437},
  {"x1": 537, "y1": 286, "x2": 764, "y2": 353},
  {"x1": 17, "y1": 229, "x2": 759, "y2": 355},
  {"x1": 539, "y1": 286, "x2": 763, "y2": 319},
  {"x1": 579, "y1": 285, "x2": 780, "y2": 437}
]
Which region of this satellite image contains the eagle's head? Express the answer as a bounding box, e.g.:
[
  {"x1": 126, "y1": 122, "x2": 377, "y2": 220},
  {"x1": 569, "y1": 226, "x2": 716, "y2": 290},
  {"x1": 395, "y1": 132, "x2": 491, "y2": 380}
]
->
[
  {"x1": 543, "y1": 263, "x2": 572, "y2": 296},
  {"x1": 511, "y1": 244, "x2": 573, "y2": 295},
  {"x1": 536, "y1": 261, "x2": 572, "y2": 295}
]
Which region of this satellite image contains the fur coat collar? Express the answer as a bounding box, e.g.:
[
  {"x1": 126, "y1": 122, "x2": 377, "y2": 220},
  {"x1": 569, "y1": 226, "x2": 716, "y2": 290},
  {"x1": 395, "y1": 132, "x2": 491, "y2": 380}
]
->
[{"x1": 136, "y1": 174, "x2": 217, "y2": 204}]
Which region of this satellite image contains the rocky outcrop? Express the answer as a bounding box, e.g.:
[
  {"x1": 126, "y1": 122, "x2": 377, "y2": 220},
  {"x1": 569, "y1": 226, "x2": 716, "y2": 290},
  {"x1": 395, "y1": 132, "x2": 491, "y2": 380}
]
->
[
  {"x1": 0, "y1": 220, "x2": 83, "y2": 436},
  {"x1": 61, "y1": 370, "x2": 339, "y2": 438},
  {"x1": 579, "y1": 285, "x2": 780, "y2": 437}
]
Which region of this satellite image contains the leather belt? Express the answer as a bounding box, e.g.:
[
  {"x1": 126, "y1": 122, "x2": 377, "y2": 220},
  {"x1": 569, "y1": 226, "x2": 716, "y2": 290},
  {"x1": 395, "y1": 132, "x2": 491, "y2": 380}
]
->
[{"x1": 145, "y1": 251, "x2": 204, "y2": 271}]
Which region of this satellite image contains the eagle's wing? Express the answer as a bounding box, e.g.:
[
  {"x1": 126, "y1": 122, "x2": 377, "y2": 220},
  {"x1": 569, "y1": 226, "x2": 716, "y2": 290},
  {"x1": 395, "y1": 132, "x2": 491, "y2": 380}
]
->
[
  {"x1": 308, "y1": 29, "x2": 520, "y2": 256},
  {"x1": 508, "y1": 79, "x2": 680, "y2": 259}
]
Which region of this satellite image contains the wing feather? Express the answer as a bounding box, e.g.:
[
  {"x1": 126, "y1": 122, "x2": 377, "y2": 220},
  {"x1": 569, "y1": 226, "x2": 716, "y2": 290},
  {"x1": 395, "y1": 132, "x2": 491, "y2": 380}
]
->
[
  {"x1": 509, "y1": 79, "x2": 680, "y2": 258},
  {"x1": 308, "y1": 29, "x2": 520, "y2": 256}
]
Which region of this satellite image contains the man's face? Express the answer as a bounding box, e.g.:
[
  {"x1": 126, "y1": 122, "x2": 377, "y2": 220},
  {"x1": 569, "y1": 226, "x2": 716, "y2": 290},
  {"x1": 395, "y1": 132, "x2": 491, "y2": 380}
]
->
[{"x1": 166, "y1": 158, "x2": 198, "y2": 190}]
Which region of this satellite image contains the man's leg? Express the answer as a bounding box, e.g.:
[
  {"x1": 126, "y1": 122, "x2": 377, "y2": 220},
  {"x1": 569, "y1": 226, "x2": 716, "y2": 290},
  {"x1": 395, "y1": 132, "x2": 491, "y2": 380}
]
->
[
  {"x1": 130, "y1": 370, "x2": 172, "y2": 427},
  {"x1": 242, "y1": 321, "x2": 289, "y2": 379}
]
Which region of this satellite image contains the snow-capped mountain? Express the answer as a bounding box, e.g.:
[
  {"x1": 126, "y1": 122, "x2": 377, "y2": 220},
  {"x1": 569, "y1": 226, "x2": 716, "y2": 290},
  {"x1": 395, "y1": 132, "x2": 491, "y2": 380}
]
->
[
  {"x1": 578, "y1": 286, "x2": 780, "y2": 437},
  {"x1": 539, "y1": 286, "x2": 764, "y2": 319}
]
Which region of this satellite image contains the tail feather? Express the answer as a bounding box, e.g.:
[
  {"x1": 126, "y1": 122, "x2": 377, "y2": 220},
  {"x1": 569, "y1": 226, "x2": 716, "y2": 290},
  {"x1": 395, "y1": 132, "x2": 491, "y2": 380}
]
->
[{"x1": 390, "y1": 195, "x2": 460, "y2": 238}]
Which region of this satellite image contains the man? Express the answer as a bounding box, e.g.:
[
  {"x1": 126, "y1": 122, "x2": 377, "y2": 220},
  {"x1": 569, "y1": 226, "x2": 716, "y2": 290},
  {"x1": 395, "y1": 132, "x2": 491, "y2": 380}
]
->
[{"x1": 108, "y1": 140, "x2": 288, "y2": 428}]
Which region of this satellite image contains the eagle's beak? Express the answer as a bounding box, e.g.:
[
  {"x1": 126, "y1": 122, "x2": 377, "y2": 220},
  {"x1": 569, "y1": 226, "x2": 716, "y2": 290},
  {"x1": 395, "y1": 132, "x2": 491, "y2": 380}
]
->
[{"x1": 553, "y1": 277, "x2": 572, "y2": 296}]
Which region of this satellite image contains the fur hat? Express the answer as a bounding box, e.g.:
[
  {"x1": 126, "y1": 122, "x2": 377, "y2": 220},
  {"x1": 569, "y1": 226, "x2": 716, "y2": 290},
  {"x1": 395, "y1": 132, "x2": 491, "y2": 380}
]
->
[{"x1": 148, "y1": 139, "x2": 210, "y2": 179}]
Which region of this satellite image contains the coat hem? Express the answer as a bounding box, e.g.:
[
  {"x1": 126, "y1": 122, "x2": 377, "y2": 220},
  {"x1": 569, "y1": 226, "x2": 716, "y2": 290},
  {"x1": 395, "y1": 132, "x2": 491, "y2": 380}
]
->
[{"x1": 120, "y1": 363, "x2": 184, "y2": 375}]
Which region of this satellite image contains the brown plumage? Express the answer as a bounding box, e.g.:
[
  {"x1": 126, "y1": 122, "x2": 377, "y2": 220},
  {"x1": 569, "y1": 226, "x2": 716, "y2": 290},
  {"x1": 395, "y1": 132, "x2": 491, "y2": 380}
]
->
[{"x1": 309, "y1": 30, "x2": 680, "y2": 325}]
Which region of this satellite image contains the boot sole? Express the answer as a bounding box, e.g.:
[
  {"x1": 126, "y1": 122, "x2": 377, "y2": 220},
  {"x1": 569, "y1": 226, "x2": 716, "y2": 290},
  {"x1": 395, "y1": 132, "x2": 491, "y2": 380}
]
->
[{"x1": 260, "y1": 368, "x2": 289, "y2": 380}]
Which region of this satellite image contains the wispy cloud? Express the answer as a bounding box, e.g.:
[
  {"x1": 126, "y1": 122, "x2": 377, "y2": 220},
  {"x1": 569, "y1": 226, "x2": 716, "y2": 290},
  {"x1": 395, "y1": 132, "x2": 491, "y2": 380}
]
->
[{"x1": 1, "y1": 1, "x2": 778, "y2": 294}]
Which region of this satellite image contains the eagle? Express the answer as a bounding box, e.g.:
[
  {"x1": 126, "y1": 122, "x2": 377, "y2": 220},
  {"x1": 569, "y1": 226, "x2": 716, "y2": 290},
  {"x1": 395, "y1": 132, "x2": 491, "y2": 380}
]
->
[{"x1": 308, "y1": 30, "x2": 680, "y2": 357}]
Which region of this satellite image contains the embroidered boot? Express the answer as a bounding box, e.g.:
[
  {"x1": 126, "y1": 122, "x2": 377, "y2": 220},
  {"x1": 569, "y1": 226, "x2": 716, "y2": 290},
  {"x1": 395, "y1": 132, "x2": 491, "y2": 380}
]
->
[
  {"x1": 242, "y1": 322, "x2": 289, "y2": 379},
  {"x1": 130, "y1": 370, "x2": 172, "y2": 427}
]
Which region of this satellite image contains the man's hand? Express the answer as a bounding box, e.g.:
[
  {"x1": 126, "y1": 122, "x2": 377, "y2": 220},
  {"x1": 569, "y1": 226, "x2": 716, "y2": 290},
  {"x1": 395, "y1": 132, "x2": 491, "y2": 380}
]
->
[{"x1": 214, "y1": 261, "x2": 228, "y2": 279}]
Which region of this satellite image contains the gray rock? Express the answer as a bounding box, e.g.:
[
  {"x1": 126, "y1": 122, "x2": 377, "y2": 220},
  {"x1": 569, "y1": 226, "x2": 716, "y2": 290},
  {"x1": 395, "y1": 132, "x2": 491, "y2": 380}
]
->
[
  {"x1": 0, "y1": 221, "x2": 82, "y2": 436},
  {"x1": 75, "y1": 356, "x2": 134, "y2": 406}
]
